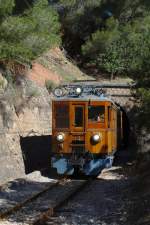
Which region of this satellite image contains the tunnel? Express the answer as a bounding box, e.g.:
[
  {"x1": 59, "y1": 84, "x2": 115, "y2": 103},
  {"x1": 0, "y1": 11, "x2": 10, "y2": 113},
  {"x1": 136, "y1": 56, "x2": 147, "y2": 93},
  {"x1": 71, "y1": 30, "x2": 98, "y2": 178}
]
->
[
  {"x1": 114, "y1": 101, "x2": 131, "y2": 149},
  {"x1": 121, "y1": 107, "x2": 130, "y2": 148},
  {"x1": 20, "y1": 135, "x2": 52, "y2": 174}
]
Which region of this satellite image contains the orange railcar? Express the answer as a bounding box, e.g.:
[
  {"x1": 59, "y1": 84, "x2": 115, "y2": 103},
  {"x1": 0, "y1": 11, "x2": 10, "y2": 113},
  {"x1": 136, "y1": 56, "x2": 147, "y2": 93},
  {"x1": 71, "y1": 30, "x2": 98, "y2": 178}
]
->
[{"x1": 51, "y1": 84, "x2": 123, "y2": 175}]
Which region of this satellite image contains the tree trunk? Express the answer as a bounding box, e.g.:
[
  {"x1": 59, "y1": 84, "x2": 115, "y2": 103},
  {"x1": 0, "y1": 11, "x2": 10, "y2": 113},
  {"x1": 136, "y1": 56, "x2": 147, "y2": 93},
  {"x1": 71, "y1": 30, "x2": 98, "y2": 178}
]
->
[{"x1": 110, "y1": 72, "x2": 114, "y2": 80}]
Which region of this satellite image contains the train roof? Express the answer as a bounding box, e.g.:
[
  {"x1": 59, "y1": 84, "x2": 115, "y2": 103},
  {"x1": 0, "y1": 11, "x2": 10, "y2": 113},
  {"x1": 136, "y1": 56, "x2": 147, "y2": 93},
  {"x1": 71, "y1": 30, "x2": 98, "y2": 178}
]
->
[
  {"x1": 53, "y1": 94, "x2": 112, "y2": 102},
  {"x1": 52, "y1": 87, "x2": 118, "y2": 108},
  {"x1": 53, "y1": 95, "x2": 121, "y2": 111},
  {"x1": 52, "y1": 81, "x2": 134, "y2": 109}
]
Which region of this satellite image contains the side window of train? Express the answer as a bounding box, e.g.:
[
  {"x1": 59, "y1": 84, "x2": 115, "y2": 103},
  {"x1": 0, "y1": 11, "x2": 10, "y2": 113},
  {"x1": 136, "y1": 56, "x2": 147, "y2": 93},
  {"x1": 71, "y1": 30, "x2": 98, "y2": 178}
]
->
[
  {"x1": 108, "y1": 106, "x2": 111, "y2": 128},
  {"x1": 88, "y1": 106, "x2": 105, "y2": 123}
]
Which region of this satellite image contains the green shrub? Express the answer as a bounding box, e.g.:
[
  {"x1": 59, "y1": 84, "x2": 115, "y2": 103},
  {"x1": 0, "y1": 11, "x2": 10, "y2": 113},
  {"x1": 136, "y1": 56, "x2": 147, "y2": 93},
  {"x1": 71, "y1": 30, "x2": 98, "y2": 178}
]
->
[
  {"x1": 0, "y1": 0, "x2": 61, "y2": 66},
  {"x1": 45, "y1": 80, "x2": 56, "y2": 93},
  {"x1": 27, "y1": 87, "x2": 40, "y2": 98}
]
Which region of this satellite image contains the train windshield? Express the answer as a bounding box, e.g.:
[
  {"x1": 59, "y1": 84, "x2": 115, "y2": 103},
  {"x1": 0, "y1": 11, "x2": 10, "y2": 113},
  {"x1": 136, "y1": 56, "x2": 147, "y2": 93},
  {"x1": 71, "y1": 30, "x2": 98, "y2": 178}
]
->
[
  {"x1": 88, "y1": 106, "x2": 105, "y2": 123},
  {"x1": 55, "y1": 103, "x2": 69, "y2": 128},
  {"x1": 75, "y1": 106, "x2": 83, "y2": 127}
]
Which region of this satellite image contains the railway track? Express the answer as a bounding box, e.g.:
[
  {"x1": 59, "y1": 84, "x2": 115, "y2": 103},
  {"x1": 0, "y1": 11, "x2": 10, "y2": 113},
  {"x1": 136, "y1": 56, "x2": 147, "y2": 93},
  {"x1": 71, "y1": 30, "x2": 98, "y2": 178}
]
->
[{"x1": 0, "y1": 174, "x2": 89, "y2": 225}]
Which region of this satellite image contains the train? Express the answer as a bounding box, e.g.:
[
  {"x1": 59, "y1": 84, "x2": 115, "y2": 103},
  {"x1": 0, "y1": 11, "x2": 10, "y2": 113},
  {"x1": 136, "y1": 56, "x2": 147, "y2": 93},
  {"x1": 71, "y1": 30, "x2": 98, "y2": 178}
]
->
[{"x1": 51, "y1": 82, "x2": 127, "y2": 176}]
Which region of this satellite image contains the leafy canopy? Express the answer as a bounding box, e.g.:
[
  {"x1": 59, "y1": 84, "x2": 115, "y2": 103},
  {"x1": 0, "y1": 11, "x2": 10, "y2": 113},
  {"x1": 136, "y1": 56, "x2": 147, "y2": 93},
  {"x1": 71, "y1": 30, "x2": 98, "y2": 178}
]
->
[
  {"x1": 0, "y1": 0, "x2": 61, "y2": 65},
  {"x1": 0, "y1": 0, "x2": 15, "y2": 18},
  {"x1": 82, "y1": 14, "x2": 150, "y2": 80}
]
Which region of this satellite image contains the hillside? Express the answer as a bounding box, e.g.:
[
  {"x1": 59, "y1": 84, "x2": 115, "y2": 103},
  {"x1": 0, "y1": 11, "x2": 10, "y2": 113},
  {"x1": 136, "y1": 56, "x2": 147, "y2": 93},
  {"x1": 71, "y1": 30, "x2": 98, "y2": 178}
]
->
[{"x1": 26, "y1": 48, "x2": 92, "y2": 87}]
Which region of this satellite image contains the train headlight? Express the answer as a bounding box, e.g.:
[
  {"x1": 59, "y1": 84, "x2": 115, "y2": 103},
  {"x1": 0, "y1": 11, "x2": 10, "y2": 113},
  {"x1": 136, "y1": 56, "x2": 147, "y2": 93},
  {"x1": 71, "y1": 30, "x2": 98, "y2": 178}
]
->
[
  {"x1": 92, "y1": 134, "x2": 101, "y2": 143},
  {"x1": 75, "y1": 86, "x2": 82, "y2": 95},
  {"x1": 53, "y1": 87, "x2": 64, "y2": 97},
  {"x1": 56, "y1": 133, "x2": 65, "y2": 142}
]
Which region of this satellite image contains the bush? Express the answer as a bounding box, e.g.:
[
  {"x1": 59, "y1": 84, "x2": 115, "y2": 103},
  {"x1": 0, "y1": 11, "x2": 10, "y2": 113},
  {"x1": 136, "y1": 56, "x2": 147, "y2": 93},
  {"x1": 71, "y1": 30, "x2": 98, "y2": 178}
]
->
[
  {"x1": 45, "y1": 80, "x2": 57, "y2": 93},
  {"x1": 26, "y1": 87, "x2": 40, "y2": 98},
  {"x1": 82, "y1": 15, "x2": 150, "y2": 79}
]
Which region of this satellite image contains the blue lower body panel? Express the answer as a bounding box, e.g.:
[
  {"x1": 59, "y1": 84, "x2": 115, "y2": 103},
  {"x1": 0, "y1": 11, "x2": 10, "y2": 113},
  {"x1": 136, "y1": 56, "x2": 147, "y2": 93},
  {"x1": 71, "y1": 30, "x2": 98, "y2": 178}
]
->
[
  {"x1": 51, "y1": 156, "x2": 114, "y2": 176},
  {"x1": 83, "y1": 156, "x2": 114, "y2": 176},
  {"x1": 51, "y1": 157, "x2": 74, "y2": 175}
]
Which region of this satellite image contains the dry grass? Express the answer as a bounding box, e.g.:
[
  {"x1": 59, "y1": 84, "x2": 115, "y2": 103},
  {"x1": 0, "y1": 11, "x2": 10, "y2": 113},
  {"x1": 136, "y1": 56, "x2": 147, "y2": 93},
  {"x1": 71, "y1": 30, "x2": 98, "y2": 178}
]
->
[{"x1": 37, "y1": 48, "x2": 93, "y2": 82}]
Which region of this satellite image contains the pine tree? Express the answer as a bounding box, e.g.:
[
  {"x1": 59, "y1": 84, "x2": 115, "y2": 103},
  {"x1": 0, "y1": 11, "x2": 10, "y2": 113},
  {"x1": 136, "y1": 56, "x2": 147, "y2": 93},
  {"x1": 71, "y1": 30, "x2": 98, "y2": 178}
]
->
[
  {"x1": 0, "y1": 0, "x2": 15, "y2": 19},
  {"x1": 0, "y1": 0, "x2": 61, "y2": 66}
]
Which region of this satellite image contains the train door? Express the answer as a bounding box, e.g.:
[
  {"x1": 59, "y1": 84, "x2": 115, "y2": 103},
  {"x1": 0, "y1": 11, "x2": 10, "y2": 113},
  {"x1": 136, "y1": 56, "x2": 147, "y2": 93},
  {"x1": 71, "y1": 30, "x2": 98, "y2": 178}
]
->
[{"x1": 71, "y1": 104, "x2": 85, "y2": 132}]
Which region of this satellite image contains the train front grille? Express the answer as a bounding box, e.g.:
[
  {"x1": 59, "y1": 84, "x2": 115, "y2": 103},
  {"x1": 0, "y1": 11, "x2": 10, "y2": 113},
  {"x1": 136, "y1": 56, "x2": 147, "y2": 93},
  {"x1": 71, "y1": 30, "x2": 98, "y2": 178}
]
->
[{"x1": 70, "y1": 140, "x2": 85, "y2": 154}]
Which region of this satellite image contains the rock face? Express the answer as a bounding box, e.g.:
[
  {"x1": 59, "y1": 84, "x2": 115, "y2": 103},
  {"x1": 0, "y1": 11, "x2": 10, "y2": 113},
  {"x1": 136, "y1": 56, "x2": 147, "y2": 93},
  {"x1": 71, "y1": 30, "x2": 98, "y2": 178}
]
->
[
  {"x1": 0, "y1": 72, "x2": 8, "y2": 91},
  {"x1": 27, "y1": 62, "x2": 61, "y2": 86},
  {"x1": 0, "y1": 133, "x2": 24, "y2": 184},
  {"x1": 138, "y1": 130, "x2": 150, "y2": 153},
  {"x1": 0, "y1": 99, "x2": 24, "y2": 184},
  {"x1": 0, "y1": 79, "x2": 52, "y2": 184}
]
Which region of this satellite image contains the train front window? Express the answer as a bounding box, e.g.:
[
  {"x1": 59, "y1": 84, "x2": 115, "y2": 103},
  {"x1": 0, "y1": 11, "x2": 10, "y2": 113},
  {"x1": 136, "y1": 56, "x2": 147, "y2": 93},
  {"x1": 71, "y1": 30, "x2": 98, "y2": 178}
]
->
[
  {"x1": 75, "y1": 106, "x2": 83, "y2": 127},
  {"x1": 88, "y1": 106, "x2": 105, "y2": 123},
  {"x1": 55, "y1": 103, "x2": 69, "y2": 128}
]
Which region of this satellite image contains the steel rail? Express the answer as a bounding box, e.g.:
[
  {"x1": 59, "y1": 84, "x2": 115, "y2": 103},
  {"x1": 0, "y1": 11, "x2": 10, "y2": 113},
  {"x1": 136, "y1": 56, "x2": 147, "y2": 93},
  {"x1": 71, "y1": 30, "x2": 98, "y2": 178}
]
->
[{"x1": 0, "y1": 177, "x2": 90, "y2": 225}]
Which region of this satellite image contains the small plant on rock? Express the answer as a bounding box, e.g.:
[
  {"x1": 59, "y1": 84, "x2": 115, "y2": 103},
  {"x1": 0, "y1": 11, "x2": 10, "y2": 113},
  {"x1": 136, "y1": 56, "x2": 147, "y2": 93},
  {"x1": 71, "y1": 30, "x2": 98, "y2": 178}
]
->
[{"x1": 45, "y1": 80, "x2": 56, "y2": 93}]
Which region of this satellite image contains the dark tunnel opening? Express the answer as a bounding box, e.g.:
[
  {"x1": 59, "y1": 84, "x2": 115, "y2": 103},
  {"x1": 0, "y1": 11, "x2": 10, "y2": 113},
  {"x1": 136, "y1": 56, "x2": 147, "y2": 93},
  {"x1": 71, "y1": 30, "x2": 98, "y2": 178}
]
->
[
  {"x1": 20, "y1": 135, "x2": 52, "y2": 174},
  {"x1": 122, "y1": 108, "x2": 130, "y2": 148},
  {"x1": 114, "y1": 105, "x2": 137, "y2": 165},
  {"x1": 115, "y1": 102, "x2": 131, "y2": 149}
]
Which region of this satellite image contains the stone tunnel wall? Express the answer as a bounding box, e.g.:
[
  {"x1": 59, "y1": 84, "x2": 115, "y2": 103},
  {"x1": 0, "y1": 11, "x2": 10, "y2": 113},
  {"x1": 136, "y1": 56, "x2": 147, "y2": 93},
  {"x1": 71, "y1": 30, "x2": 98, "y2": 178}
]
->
[
  {"x1": 105, "y1": 87, "x2": 150, "y2": 153},
  {"x1": 103, "y1": 87, "x2": 135, "y2": 119}
]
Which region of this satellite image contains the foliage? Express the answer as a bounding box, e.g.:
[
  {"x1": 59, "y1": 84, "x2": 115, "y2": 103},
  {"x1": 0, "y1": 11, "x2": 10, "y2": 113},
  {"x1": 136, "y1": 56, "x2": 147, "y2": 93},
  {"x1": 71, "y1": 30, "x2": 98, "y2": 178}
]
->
[
  {"x1": 26, "y1": 86, "x2": 40, "y2": 98},
  {"x1": 82, "y1": 18, "x2": 123, "y2": 78},
  {"x1": 136, "y1": 88, "x2": 150, "y2": 131},
  {"x1": 0, "y1": 0, "x2": 15, "y2": 19},
  {"x1": 45, "y1": 79, "x2": 57, "y2": 92},
  {"x1": 82, "y1": 15, "x2": 150, "y2": 80},
  {"x1": 0, "y1": 0, "x2": 61, "y2": 66},
  {"x1": 56, "y1": 0, "x2": 104, "y2": 55},
  {"x1": 52, "y1": 0, "x2": 150, "y2": 56}
]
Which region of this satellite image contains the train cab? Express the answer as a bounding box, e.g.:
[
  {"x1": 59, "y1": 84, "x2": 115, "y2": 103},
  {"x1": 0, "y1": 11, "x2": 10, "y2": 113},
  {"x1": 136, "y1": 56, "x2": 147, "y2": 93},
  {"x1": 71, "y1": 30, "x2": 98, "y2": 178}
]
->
[{"x1": 51, "y1": 84, "x2": 123, "y2": 176}]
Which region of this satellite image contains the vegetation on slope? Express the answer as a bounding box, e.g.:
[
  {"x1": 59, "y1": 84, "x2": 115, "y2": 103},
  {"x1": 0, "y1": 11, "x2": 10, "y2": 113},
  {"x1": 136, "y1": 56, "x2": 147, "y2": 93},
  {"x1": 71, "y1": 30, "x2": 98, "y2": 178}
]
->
[{"x1": 0, "y1": 0, "x2": 61, "y2": 67}]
